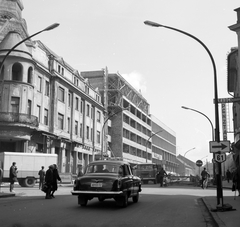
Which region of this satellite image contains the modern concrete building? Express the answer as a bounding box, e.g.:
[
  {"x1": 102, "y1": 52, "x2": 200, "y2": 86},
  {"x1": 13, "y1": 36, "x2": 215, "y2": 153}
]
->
[
  {"x1": 0, "y1": 0, "x2": 104, "y2": 175},
  {"x1": 151, "y1": 115, "x2": 178, "y2": 174},
  {"x1": 81, "y1": 69, "x2": 152, "y2": 164}
]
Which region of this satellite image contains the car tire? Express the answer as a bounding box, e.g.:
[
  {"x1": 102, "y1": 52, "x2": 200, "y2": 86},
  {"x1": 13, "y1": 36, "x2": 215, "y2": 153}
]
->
[
  {"x1": 78, "y1": 196, "x2": 88, "y2": 206},
  {"x1": 23, "y1": 178, "x2": 36, "y2": 187},
  {"x1": 116, "y1": 194, "x2": 128, "y2": 208},
  {"x1": 132, "y1": 192, "x2": 139, "y2": 203}
]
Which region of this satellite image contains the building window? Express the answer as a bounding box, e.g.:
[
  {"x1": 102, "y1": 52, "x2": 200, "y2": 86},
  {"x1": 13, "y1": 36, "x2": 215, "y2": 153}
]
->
[
  {"x1": 11, "y1": 97, "x2": 19, "y2": 113},
  {"x1": 44, "y1": 109, "x2": 48, "y2": 125},
  {"x1": 58, "y1": 87, "x2": 65, "y2": 102},
  {"x1": 12, "y1": 62, "x2": 23, "y2": 81},
  {"x1": 80, "y1": 123, "x2": 83, "y2": 138},
  {"x1": 80, "y1": 100, "x2": 84, "y2": 113},
  {"x1": 27, "y1": 67, "x2": 33, "y2": 84},
  {"x1": 67, "y1": 117, "x2": 70, "y2": 133},
  {"x1": 97, "y1": 131, "x2": 100, "y2": 143},
  {"x1": 68, "y1": 93, "x2": 72, "y2": 107},
  {"x1": 75, "y1": 97, "x2": 79, "y2": 110},
  {"x1": 97, "y1": 111, "x2": 101, "y2": 122},
  {"x1": 91, "y1": 106, "x2": 93, "y2": 119},
  {"x1": 58, "y1": 65, "x2": 61, "y2": 74},
  {"x1": 58, "y1": 113, "x2": 64, "y2": 130},
  {"x1": 27, "y1": 100, "x2": 32, "y2": 115},
  {"x1": 86, "y1": 126, "x2": 89, "y2": 139},
  {"x1": 45, "y1": 81, "x2": 50, "y2": 96},
  {"x1": 37, "y1": 76, "x2": 42, "y2": 92},
  {"x1": 75, "y1": 121, "x2": 78, "y2": 135},
  {"x1": 36, "y1": 105, "x2": 41, "y2": 122},
  {"x1": 86, "y1": 104, "x2": 90, "y2": 116}
]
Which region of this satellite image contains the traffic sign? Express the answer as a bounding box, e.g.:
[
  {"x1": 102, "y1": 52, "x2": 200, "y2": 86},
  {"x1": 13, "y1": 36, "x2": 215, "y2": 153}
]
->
[
  {"x1": 214, "y1": 153, "x2": 226, "y2": 163},
  {"x1": 196, "y1": 160, "x2": 203, "y2": 167},
  {"x1": 209, "y1": 141, "x2": 230, "y2": 153}
]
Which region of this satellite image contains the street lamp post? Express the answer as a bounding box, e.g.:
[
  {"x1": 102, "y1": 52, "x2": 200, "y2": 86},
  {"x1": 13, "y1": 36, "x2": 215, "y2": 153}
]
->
[
  {"x1": 181, "y1": 105, "x2": 216, "y2": 184},
  {"x1": 144, "y1": 20, "x2": 227, "y2": 209},
  {"x1": 183, "y1": 147, "x2": 196, "y2": 157},
  {"x1": 0, "y1": 23, "x2": 60, "y2": 110},
  {"x1": 145, "y1": 130, "x2": 162, "y2": 163},
  {"x1": 101, "y1": 107, "x2": 129, "y2": 160},
  {"x1": 181, "y1": 106, "x2": 214, "y2": 140}
]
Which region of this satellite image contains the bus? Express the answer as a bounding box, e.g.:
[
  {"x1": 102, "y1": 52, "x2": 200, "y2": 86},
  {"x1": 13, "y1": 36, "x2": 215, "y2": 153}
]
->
[{"x1": 134, "y1": 163, "x2": 162, "y2": 184}]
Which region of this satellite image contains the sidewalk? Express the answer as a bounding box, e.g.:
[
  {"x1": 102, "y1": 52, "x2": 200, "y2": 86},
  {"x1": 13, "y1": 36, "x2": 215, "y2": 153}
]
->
[{"x1": 202, "y1": 180, "x2": 240, "y2": 227}]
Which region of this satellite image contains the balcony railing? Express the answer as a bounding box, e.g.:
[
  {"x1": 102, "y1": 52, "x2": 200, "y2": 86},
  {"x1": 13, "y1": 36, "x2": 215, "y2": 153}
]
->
[{"x1": 0, "y1": 112, "x2": 39, "y2": 127}]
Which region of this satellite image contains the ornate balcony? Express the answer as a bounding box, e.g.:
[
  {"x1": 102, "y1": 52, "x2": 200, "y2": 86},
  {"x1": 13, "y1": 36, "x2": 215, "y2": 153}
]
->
[{"x1": 0, "y1": 112, "x2": 39, "y2": 127}]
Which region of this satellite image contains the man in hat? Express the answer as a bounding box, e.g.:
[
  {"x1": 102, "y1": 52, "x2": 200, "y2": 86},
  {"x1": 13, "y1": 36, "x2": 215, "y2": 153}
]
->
[
  {"x1": 38, "y1": 166, "x2": 46, "y2": 190},
  {"x1": 44, "y1": 165, "x2": 54, "y2": 199}
]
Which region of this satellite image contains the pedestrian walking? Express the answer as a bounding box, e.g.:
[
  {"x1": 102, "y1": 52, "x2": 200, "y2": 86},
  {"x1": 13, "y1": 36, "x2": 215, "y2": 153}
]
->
[
  {"x1": 9, "y1": 162, "x2": 18, "y2": 193},
  {"x1": 50, "y1": 164, "x2": 61, "y2": 198},
  {"x1": 45, "y1": 165, "x2": 54, "y2": 199},
  {"x1": 77, "y1": 165, "x2": 84, "y2": 177},
  {"x1": 201, "y1": 168, "x2": 210, "y2": 189},
  {"x1": 226, "y1": 169, "x2": 231, "y2": 183},
  {"x1": 232, "y1": 166, "x2": 240, "y2": 197},
  {"x1": 158, "y1": 167, "x2": 167, "y2": 187},
  {"x1": 38, "y1": 166, "x2": 46, "y2": 189}
]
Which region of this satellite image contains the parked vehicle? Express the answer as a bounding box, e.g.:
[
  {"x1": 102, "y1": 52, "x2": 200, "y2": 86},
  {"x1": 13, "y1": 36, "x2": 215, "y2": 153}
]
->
[
  {"x1": 0, "y1": 152, "x2": 58, "y2": 187},
  {"x1": 134, "y1": 163, "x2": 161, "y2": 184},
  {"x1": 71, "y1": 160, "x2": 142, "y2": 208}
]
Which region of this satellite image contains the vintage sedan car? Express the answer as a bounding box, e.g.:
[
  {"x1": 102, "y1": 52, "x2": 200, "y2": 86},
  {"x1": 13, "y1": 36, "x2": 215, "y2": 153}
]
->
[{"x1": 71, "y1": 160, "x2": 142, "y2": 207}]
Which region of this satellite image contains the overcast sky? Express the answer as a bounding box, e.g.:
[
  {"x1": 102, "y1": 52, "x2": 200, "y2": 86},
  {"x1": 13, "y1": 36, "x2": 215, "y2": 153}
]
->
[{"x1": 22, "y1": 0, "x2": 239, "y2": 163}]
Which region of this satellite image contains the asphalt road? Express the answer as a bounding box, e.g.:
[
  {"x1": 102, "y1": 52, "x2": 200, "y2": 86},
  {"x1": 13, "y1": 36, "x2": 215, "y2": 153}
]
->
[{"x1": 0, "y1": 184, "x2": 227, "y2": 227}]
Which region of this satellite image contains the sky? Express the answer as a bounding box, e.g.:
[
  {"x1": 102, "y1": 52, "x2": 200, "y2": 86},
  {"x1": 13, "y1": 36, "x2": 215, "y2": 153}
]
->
[{"x1": 22, "y1": 0, "x2": 239, "y2": 163}]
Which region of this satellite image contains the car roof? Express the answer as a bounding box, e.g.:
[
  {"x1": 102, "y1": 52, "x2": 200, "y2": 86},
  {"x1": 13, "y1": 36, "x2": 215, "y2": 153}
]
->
[{"x1": 88, "y1": 160, "x2": 130, "y2": 165}]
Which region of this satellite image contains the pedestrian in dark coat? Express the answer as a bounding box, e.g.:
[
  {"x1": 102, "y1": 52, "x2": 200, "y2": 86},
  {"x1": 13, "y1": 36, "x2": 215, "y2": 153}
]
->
[
  {"x1": 158, "y1": 167, "x2": 167, "y2": 187},
  {"x1": 9, "y1": 162, "x2": 18, "y2": 192},
  {"x1": 50, "y1": 164, "x2": 61, "y2": 198},
  {"x1": 226, "y1": 169, "x2": 231, "y2": 183},
  {"x1": 232, "y1": 166, "x2": 240, "y2": 196},
  {"x1": 45, "y1": 165, "x2": 54, "y2": 199}
]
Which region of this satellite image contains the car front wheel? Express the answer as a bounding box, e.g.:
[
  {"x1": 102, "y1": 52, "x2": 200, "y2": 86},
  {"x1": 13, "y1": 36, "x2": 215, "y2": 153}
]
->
[{"x1": 132, "y1": 192, "x2": 139, "y2": 203}]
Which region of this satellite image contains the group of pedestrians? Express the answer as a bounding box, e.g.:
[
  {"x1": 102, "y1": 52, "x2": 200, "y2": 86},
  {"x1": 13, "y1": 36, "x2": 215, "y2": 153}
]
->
[{"x1": 41, "y1": 164, "x2": 62, "y2": 199}]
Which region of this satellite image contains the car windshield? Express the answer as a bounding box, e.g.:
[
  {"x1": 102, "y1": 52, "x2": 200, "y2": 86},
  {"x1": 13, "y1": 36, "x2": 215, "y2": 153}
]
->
[
  {"x1": 138, "y1": 164, "x2": 154, "y2": 170},
  {"x1": 86, "y1": 163, "x2": 122, "y2": 174}
]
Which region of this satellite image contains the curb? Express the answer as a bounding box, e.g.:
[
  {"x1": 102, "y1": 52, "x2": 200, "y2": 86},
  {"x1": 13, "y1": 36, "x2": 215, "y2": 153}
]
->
[
  {"x1": 0, "y1": 192, "x2": 15, "y2": 198},
  {"x1": 201, "y1": 197, "x2": 227, "y2": 227}
]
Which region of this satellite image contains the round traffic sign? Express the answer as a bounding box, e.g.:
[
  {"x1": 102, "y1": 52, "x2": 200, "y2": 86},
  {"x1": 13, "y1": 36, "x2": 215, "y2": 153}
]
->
[{"x1": 196, "y1": 160, "x2": 203, "y2": 167}]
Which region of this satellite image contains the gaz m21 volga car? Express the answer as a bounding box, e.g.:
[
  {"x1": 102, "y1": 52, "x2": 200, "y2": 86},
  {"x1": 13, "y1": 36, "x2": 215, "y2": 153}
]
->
[{"x1": 71, "y1": 160, "x2": 142, "y2": 208}]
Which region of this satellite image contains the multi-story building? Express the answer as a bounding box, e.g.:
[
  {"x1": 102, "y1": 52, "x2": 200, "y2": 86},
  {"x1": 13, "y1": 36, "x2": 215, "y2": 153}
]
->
[
  {"x1": 151, "y1": 115, "x2": 178, "y2": 174},
  {"x1": 228, "y1": 7, "x2": 240, "y2": 168},
  {"x1": 0, "y1": 0, "x2": 104, "y2": 174},
  {"x1": 81, "y1": 70, "x2": 153, "y2": 164}
]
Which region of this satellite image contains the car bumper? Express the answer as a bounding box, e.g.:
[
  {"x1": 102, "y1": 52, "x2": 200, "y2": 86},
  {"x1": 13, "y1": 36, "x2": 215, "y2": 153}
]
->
[{"x1": 71, "y1": 190, "x2": 124, "y2": 196}]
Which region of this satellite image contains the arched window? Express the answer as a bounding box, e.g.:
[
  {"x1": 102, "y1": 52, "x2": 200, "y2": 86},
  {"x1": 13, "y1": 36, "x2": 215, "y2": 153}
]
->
[
  {"x1": 27, "y1": 67, "x2": 33, "y2": 84},
  {"x1": 12, "y1": 63, "x2": 23, "y2": 81}
]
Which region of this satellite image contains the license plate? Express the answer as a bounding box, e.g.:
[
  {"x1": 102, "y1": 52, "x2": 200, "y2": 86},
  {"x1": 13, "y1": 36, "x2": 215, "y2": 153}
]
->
[{"x1": 91, "y1": 183, "x2": 102, "y2": 187}]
